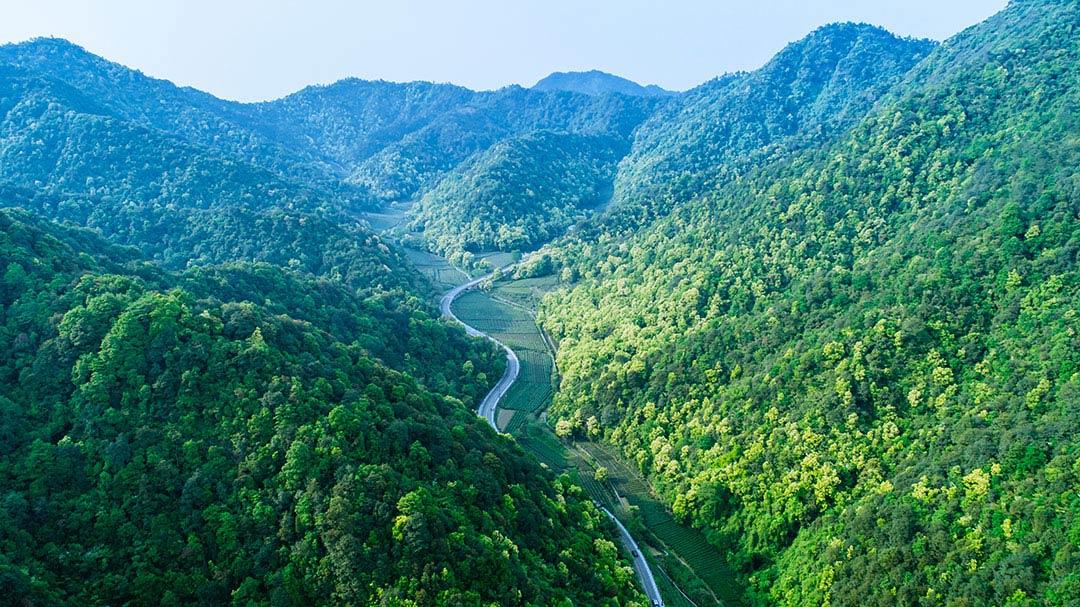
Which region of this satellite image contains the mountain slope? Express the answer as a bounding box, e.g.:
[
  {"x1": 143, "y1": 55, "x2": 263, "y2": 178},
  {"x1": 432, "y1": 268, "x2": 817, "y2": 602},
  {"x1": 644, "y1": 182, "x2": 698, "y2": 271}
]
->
[
  {"x1": 0, "y1": 208, "x2": 644, "y2": 605},
  {"x1": 539, "y1": 2, "x2": 1080, "y2": 605},
  {"x1": 608, "y1": 23, "x2": 936, "y2": 224},
  {"x1": 406, "y1": 131, "x2": 628, "y2": 255},
  {"x1": 0, "y1": 63, "x2": 428, "y2": 295},
  {"x1": 348, "y1": 86, "x2": 662, "y2": 201},
  {"x1": 533, "y1": 70, "x2": 673, "y2": 97},
  {"x1": 0, "y1": 38, "x2": 369, "y2": 203}
]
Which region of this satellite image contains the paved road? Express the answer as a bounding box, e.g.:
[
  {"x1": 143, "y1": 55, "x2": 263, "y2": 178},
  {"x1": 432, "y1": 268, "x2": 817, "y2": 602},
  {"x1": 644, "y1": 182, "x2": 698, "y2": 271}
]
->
[
  {"x1": 603, "y1": 507, "x2": 665, "y2": 606},
  {"x1": 441, "y1": 270, "x2": 663, "y2": 605},
  {"x1": 440, "y1": 272, "x2": 518, "y2": 431}
]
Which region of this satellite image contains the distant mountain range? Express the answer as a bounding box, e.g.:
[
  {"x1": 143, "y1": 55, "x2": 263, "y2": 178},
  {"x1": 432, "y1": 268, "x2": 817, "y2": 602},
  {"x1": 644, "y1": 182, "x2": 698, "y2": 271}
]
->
[{"x1": 532, "y1": 69, "x2": 674, "y2": 97}]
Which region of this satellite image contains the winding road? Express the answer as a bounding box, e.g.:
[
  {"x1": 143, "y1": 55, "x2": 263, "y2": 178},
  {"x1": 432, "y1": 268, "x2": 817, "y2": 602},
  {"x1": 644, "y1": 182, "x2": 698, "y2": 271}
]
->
[
  {"x1": 440, "y1": 269, "x2": 664, "y2": 606},
  {"x1": 603, "y1": 507, "x2": 664, "y2": 606},
  {"x1": 440, "y1": 271, "x2": 518, "y2": 431}
]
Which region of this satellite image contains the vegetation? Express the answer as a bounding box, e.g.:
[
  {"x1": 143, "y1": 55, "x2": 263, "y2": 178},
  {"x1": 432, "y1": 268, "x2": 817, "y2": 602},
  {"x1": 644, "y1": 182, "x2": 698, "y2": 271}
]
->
[
  {"x1": 605, "y1": 23, "x2": 935, "y2": 227},
  {"x1": 348, "y1": 86, "x2": 660, "y2": 202},
  {"x1": 532, "y1": 71, "x2": 674, "y2": 98},
  {"x1": 539, "y1": 2, "x2": 1080, "y2": 605},
  {"x1": 0, "y1": 208, "x2": 645, "y2": 605},
  {"x1": 407, "y1": 131, "x2": 628, "y2": 255},
  {"x1": 450, "y1": 290, "x2": 555, "y2": 420},
  {"x1": 3, "y1": 1, "x2": 1078, "y2": 604}
]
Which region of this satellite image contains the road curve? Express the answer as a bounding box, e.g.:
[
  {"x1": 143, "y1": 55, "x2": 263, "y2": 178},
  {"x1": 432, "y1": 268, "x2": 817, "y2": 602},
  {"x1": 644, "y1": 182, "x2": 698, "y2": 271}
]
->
[
  {"x1": 440, "y1": 272, "x2": 519, "y2": 431},
  {"x1": 602, "y1": 507, "x2": 665, "y2": 606},
  {"x1": 441, "y1": 270, "x2": 664, "y2": 605}
]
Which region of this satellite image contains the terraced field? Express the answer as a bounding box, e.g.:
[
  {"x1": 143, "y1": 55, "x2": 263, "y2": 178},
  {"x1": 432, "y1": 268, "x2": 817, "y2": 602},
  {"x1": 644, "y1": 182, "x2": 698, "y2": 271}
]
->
[
  {"x1": 515, "y1": 422, "x2": 569, "y2": 470},
  {"x1": 377, "y1": 232, "x2": 731, "y2": 605},
  {"x1": 451, "y1": 290, "x2": 555, "y2": 423},
  {"x1": 492, "y1": 274, "x2": 560, "y2": 311},
  {"x1": 404, "y1": 247, "x2": 470, "y2": 292},
  {"x1": 474, "y1": 250, "x2": 520, "y2": 270}
]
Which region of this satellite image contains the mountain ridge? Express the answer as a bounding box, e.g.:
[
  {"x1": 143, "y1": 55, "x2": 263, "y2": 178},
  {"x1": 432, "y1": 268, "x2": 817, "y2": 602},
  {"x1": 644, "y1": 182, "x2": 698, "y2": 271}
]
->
[{"x1": 533, "y1": 69, "x2": 674, "y2": 97}]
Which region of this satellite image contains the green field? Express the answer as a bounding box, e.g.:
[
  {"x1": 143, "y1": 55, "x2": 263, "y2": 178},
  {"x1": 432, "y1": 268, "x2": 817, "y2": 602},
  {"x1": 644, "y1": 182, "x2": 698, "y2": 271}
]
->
[
  {"x1": 492, "y1": 274, "x2": 560, "y2": 312},
  {"x1": 474, "y1": 250, "x2": 520, "y2": 270},
  {"x1": 399, "y1": 245, "x2": 736, "y2": 605},
  {"x1": 451, "y1": 290, "x2": 555, "y2": 418},
  {"x1": 404, "y1": 247, "x2": 471, "y2": 292},
  {"x1": 451, "y1": 265, "x2": 739, "y2": 606},
  {"x1": 362, "y1": 201, "x2": 412, "y2": 233},
  {"x1": 515, "y1": 420, "x2": 569, "y2": 470}
]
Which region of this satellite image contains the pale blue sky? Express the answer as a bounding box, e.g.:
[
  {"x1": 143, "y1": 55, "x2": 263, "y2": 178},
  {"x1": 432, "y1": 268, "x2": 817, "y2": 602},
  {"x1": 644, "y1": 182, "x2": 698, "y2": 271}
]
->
[{"x1": 1, "y1": 0, "x2": 1007, "y2": 102}]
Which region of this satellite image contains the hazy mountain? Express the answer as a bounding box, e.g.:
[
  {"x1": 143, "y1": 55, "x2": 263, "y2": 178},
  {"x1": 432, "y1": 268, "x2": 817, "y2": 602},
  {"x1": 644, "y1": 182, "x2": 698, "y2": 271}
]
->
[{"x1": 532, "y1": 69, "x2": 674, "y2": 97}]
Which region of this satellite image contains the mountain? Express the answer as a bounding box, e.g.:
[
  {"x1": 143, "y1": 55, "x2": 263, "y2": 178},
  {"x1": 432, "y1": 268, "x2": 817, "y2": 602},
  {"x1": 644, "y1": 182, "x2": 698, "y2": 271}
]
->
[
  {"x1": 533, "y1": 70, "x2": 674, "y2": 97},
  {"x1": 0, "y1": 38, "x2": 366, "y2": 201},
  {"x1": 2, "y1": 1, "x2": 1077, "y2": 604},
  {"x1": 405, "y1": 131, "x2": 628, "y2": 256},
  {"x1": 346, "y1": 85, "x2": 662, "y2": 201},
  {"x1": 608, "y1": 23, "x2": 936, "y2": 224},
  {"x1": 0, "y1": 37, "x2": 654, "y2": 606},
  {"x1": 537, "y1": 1, "x2": 1080, "y2": 605},
  {"x1": 0, "y1": 207, "x2": 644, "y2": 605}
]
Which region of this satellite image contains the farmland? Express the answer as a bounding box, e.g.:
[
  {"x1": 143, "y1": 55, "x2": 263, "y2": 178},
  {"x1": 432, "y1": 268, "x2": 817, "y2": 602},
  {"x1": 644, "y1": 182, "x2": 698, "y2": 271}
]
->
[
  {"x1": 450, "y1": 289, "x2": 556, "y2": 426},
  {"x1": 384, "y1": 231, "x2": 735, "y2": 605}
]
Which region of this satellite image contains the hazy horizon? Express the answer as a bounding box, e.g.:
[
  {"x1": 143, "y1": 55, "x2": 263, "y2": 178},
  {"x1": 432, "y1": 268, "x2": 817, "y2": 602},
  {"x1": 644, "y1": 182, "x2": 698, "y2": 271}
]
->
[{"x1": 2, "y1": 0, "x2": 1007, "y2": 102}]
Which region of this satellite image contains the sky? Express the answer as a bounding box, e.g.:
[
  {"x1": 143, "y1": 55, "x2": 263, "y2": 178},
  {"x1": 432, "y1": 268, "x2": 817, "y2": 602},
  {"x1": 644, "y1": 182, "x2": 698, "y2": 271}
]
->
[{"x1": 0, "y1": 0, "x2": 1008, "y2": 102}]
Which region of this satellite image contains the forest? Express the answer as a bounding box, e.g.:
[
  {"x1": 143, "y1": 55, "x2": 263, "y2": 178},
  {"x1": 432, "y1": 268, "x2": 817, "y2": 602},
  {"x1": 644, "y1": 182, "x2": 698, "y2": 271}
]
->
[
  {"x1": 0, "y1": 0, "x2": 1077, "y2": 605},
  {"x1": 537, "y1": 1, "x2": 1080, "y2": 605},
  {"x1": 0, "y1": 208, "x2": 642, "y2": 605}
]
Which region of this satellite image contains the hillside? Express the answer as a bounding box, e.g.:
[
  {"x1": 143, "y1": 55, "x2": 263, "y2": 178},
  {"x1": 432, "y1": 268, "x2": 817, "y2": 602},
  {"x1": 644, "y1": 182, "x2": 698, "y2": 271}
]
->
[
  {"x1": 347, "y1": 85, "x2": 661, "y2": 201},
  {"x1": 533, "y1": 70, "x2": 673, "y2": 97},
  {"x1": 539, "y1": 1, "x2": 1080, "y2": 604},
  {"x1": 607, "y1": 23, "x2": 936, "y2": 226},
  {"x1": 406, "y1": 131, "x2": 628, "y2": 256},
  {"x1": 0, "y1": 208, "x2": 644, "y2": 605}
]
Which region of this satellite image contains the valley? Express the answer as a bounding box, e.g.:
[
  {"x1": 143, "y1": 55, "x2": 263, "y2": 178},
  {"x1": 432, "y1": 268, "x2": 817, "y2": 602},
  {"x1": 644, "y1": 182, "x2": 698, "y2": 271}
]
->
[
  {"x1": 370, "y1": 202, "x2": 734, "y2": 605},
  {"x1": 1, "y1": 1, "x2": 1077, "y2": 605}
]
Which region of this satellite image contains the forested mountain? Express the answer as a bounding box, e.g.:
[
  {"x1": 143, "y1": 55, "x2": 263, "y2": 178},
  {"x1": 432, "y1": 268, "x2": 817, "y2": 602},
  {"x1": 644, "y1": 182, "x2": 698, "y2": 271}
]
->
[
  {"x1": 0, "y1": 38, "x2": 368, "y2": 203},
  {"x1": 0, "y1": 208, "x2": 643, "y2": 605},
  {"x1": 538, "y1": 1, "x2": 1080, "y2": 605},
  {"x1": 347, "y1": 86, "x2": 661, "y2": 201},
  {"x1": 533, "y1": 70, "x2": 673, "y2": 98},
  {"x1": 0, "y1": 39, "x2": 663, "y2": 262},
  {"x1": 406, "y1": 131, "x2": 628, "y2": 255},
  {"x1": 251, "y1": 79, "x2": 478, "y2": 173},
  {"x1": 0, "y1": 37, "x2": 656, "y2": 607},
  {"x1": 607, "y1": 23, "x2": 936, "y2": 226},
  {"x1": 2, "y1": 1, "x2": 1076, "y2": 605}
]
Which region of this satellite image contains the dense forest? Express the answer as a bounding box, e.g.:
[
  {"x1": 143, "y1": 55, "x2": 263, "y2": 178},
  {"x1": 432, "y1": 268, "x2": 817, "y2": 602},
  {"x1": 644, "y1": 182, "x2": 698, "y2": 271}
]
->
[
  {"x1": 406, "y1": 131, "x2": 628, "y2": 255},
  {"x1": 0, "y1": 36, "x2": 656, "y2": 607},
  {"x1": 0, "y1": 208, "x2": 643, "y2": 605},
  {"x1": 538, "y1": 1, "x2": 1080, "y2": 605},
  {"x1": 1, "y1": 0, "x2": 1077, "y2": 605}
]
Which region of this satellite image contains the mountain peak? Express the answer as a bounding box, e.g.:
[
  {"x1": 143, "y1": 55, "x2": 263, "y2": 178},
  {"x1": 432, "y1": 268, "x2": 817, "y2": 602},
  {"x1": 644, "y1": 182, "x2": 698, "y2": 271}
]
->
[{"x1": 532, "y1": 70, "x2": 674, "y2": 97}]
